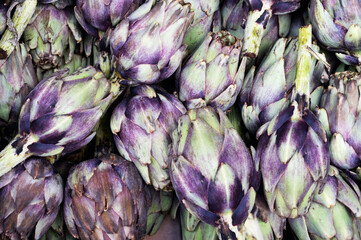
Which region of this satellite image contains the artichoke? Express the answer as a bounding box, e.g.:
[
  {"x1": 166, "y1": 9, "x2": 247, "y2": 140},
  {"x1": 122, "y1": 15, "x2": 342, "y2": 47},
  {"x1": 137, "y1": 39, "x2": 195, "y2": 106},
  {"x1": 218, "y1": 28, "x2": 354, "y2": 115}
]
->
[
  {"x1": 111, "y1": 85, "x2": 186, "y2": 190},
  {"x1": 309, "y1": 0, "x2": 361, "y2": 69},
  {"x1": 169, "y1": 106, "x2": 256, "y2": 238},
  {"x1": 0, "y1": 66, "x2": 120, "y2": 177},
  {"x1": 317, "y1": 71, "x2": 361, "y2": 169},
  {"x1": 177, "y1": 31, "x2": 246, "y2": 112},
  {"x1": 75, "y1": 0, "x2": 142, "y2": 37},
  {"x1": 0, "y1": 43, "x2": 38, "y2": 124},
  {"x1": 179, "y1": 204, "x2": 218, "y2": 240},
  {"x1": 64, "y1": 154, "x2": 150, "y2": 240},
  {"x1": 240, "y1": 37, "x2": 326, "y2": 135},
  {"x1": 110, "y1": 0, "x2": 194, "y2": 85},
  {"x1": 183, "y1": 0, "x2": 220, "y2": 53},
  {"x1": 256, "y1": 100, "x2": 330, "y2": 219},
  {"x1": 0, "y1": 157, "x2": 63, "y2": 240},
  {"x1": 289, "y1": 166, "x2": 361, "y2": 240},
  {"x1": 256, "y1": 25, "x2": 330, "y2": 219},
  {"x1": 23, "y1": 4, "x2": 82, "y2": 70}
]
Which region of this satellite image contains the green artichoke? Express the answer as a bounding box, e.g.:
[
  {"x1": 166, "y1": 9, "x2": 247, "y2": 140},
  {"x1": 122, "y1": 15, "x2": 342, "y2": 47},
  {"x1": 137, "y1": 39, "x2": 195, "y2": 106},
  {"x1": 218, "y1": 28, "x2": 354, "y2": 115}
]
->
[
  {"x1": 289, "y1": 166, "x2": 361, "y2": 240},
  {"x1": 0, "y1": 43, "x2": 38, "y2": 124},
  {"x1": 23, "y1": 4, "x2": 82, "y2": 70}
]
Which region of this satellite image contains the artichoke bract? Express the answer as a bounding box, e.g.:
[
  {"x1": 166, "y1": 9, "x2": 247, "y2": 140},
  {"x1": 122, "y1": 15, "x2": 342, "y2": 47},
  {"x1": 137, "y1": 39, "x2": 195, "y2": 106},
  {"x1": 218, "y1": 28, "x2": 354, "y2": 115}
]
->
[
  {"x1": 309, "y1": 0, "x2": 361, "y2": 69},
  {"x1": 169, "y1": 106, "x2": 256, "y2": 238},
  {"x1": 110, "y1": 0, "x2": 194, "y2": 85},
  {"x1": 256, "y1": 25, "x2": 330, "y2": 219},
  {"x1": 318, "y1": 71, "x2": 361, "y2": 169},
  {"x1": 0, "y1": 3, "x2": 7, "y2": 36},
  {"x1": 0, "y1": 66, "x2": 119, "y2": 177},
  {"x1": 23, "y1": 4, "x2": 82, "y2": 70},
  {"x1": 75, "y1": 0, "x2": 142, "y2": 37},
  {"x1": 64, "y1": 154, "x2": 150, "y2": 240},
  {"x1": 289, "y1": 166, "x2": 361, "y2": 240},
  {"x1": 240, "y1": 37, "x2": 326, "y2": 136},
  {"x1": 179, "y1": 204, "x2": 218, "y2": 240},
  {"x1": 0, "y1": 43, "x2": 38, "y2": 124},
  {"x1": 0, "y1": 157, "x2": 63, "y2": 240},
  {"x1": 241, "y1": 195, "x2": 286, "y2": 240},
  {"x1": 111, "y1": 85, "x2": 186, "y2": 190},
  {"x1": 183, "y1": 0, "x2": 220, "y2": 53},
  {"x1": 177, "y1": 31, "x2": 246, "y2": 111},
  {"x1": 146, "y1": 188, "x2": 173, "y2": 236}
]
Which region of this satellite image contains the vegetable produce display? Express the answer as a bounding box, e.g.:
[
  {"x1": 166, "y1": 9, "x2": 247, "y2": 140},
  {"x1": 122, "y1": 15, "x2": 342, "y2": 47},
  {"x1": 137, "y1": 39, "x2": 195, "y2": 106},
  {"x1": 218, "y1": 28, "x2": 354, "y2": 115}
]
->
[{"x1": 0, "y1": 0, "x2": 361, "y2": 239}]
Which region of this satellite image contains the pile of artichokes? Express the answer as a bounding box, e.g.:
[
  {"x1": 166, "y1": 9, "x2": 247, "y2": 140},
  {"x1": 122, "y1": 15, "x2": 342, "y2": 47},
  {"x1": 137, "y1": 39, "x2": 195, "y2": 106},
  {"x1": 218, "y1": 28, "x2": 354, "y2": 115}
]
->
[{"x1": 0, "y1": 0, "x2": 361, "y2": 239}]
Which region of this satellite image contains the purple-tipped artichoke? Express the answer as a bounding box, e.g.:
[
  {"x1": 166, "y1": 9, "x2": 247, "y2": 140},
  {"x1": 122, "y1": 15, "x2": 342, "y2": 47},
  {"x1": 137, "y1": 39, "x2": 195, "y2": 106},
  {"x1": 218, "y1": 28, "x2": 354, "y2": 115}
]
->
[
  {"x1": 75, "y1": 0, "x2": 142, "y2": 37},
  {"x1": 182, "y1": 0, "x2": 220, "y2": 53},
  {"x1": 177, "y1": 31, "x2": 246, "y2": 111},
  {"x1": 242, "y1": 0, "x2": 301, "y2": 58},
  {"x1": 111, "y1": 85, "x2": 186, "y2": 190},
  {"x1": 23, "y1": 4, "x2": 82, "y2": 70},
  {"x1": 309, "y1": 0, "x2": 361, "y2": 69},
  {"x1": 110, "y1": 0, "x2": 194, "y2": 85},
  {"x1": 0, "y1": 43, "x2": 38, "y2": 124},
  {"x1": 317, "y1": 71, "x2": 361, "y2": 169},
  {"x1": 64, "y1": 154, "x2": 150, "y2": 240},
  {"x1": 0, "y1": 157, "x2": 63, "y2": 240},
  {"x1": 289, "y1": 166, "x2": 361, "y2": 239},
  {"x1": 240, "y1": 37, "x2": 326, "y2": 135},
  {"x1": 0, "y1": 66, "x2": 119, "y2": 177},
  {"x1": 256, "y1": 101, "x2": 330, "y2": 218},
  {"x1": 169, "y1": 106, "x2": 256, "y2": 238}
]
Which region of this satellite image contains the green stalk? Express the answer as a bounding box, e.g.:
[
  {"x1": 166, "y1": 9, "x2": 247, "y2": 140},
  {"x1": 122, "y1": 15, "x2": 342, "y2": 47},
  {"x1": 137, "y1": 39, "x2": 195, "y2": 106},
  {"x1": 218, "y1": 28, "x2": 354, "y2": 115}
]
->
[
  {"x1": 0, "y1": 135, "x2": 34, "y2": 177},
  {"x1": 0, "y1": 0, "x2": 37, "y2": 60},
  {"x1": 294, "y1": 25, "x2": 313, "y2": 102},
  {"x1": 242, "y1": 6, "x2": 269, "y2": 58}
]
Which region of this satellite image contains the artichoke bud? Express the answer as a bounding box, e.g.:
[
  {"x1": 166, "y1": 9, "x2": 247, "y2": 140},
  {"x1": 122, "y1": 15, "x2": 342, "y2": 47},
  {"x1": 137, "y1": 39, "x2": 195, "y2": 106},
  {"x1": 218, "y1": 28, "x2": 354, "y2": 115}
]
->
[
  {"x1": 170, "y1": 106, "x2": 257, "y2": 238},
  {"x1": 0, "y1": 157, "x2": 63, "y2": 240},
  {"x1": 178, "y1": 31, "x2": 246, "y2": 111}
]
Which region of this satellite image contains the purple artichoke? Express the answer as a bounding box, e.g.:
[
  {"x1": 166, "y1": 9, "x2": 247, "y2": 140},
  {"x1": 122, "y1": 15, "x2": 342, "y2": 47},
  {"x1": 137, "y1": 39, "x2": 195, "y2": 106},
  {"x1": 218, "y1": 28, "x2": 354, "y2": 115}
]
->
[
  {"x1": 169, "y1": 106, "x2": 256, "y2": 238},
  {"x1": 318, "y1": 71, "x2": 361, "y2": 169},
  {"x1": 75, "y1": 0, "x2": 142, "y2": 37},
  {"x1": 111, "y1": 85, "x2": 186, "y2": 190},
  {"x1": 256, "y1": 101, "x2": 330, "y2": 218},
  {"x1": 0, "y1": 66, "x2": 119, "y2": 177},
  {"x1": 64, "y1": 154, "x2": 150, "y2": 240},
  {"x1": 0, "y1": 157, "x2": 63, "y2": 240},
  {"x1": 177, "y1": 31, "x2": 246, "y2": 111},
  {"x1": 110, "y1": 0, "x2": 194, "y2": 85}
]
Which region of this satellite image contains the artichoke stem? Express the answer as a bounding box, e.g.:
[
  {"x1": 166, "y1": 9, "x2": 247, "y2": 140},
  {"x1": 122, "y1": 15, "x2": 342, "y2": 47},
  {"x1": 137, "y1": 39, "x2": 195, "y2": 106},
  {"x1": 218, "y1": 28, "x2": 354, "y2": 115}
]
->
[
  {"x1": 0, "y1": 0, "x2": 37, "y2": 60},
  {"x1": 0, "y1": 135, "x2": 33, "y2": 177},
  {"x1": 294, "y1": 25, "x2": 313, "y2": 104},
  {"x1": 242, "y1": 7, "x2": 270, "y2": 59}
]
